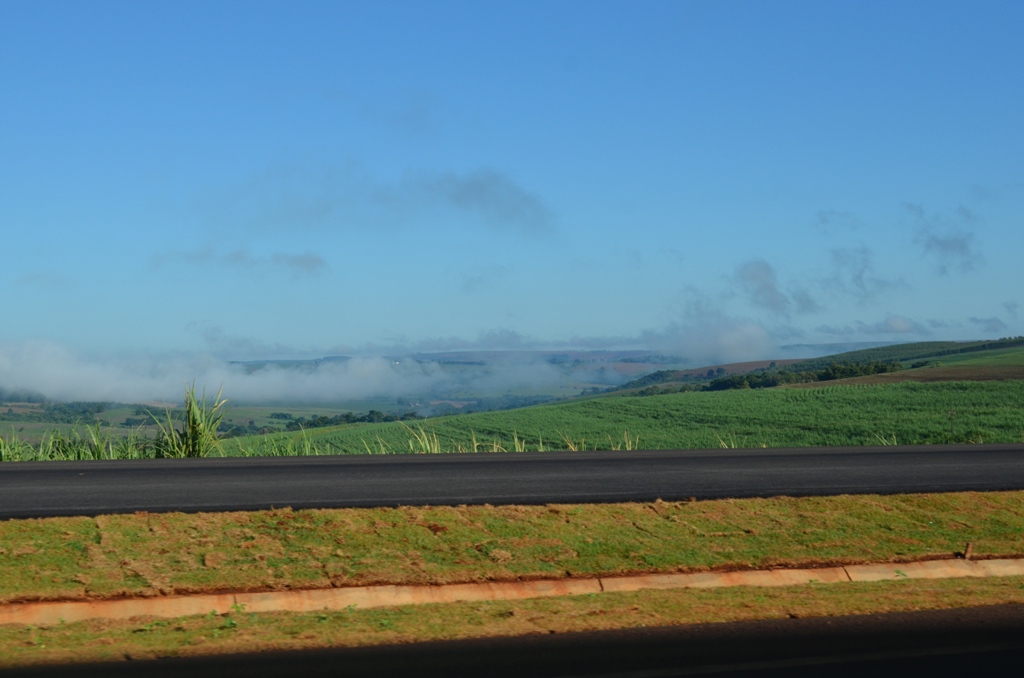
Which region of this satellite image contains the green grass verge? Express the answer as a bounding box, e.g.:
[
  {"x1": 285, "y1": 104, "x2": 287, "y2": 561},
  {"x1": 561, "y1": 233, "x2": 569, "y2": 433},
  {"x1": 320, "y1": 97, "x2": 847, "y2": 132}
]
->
[
  {"x1": 3, "y1": 492, "x2": 1023, "y2": 603},
  {"x1": 3, "y1": 576, "x2": 1024, "y2": 667}
]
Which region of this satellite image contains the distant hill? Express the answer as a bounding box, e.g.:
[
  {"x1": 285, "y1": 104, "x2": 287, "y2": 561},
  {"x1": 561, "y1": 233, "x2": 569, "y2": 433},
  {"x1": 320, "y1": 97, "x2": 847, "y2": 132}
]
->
[
  {"x1": 600, "y1": 337, "x2": 1024, "y2": 396},
  {"x1": 612, "y1": 359, "x2": 803, "y2": 392},
  {"x1": 788, "y1": 337, "x2": 1024, "y2": 371}
]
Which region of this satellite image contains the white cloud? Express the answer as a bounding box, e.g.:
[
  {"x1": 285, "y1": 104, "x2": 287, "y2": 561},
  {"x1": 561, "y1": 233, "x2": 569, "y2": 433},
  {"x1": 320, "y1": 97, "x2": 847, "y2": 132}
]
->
[
  {"x1": 905, "y1": 203, "x2": 984, "y2": 274},
  {"x1": 734, "y1": 259, "x2": 790, "y2": 314},
  {"x1": 969, "y1": 316, "x2": 1009, "y2": 334},
  {"x1": 14, "y1": 271, "x2": 73, "y2": 289},
  {"x1": 825, "y1": 247, "x2": 906, "y2": 303},
  {"x1": 154, "y1": 247, "x2": 327, "y2": 279},
  {"x1": 813, "y1": 209, "x2": 861, "y2": 235},
  {"x1": 195, "y1": 164, "x2": 554, "y2": 236}
]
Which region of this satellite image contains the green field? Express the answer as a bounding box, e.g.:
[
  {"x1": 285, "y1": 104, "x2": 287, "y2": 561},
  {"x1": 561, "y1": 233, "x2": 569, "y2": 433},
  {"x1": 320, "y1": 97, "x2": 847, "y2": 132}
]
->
[
  {"x1": 920, "y1": 345, "x2": 1024, "y2": 367},
  {"x1": 788, "y1": 337, "x2": 1024, "y2": 371},
  {"x1": 0, "y1": 422, "x2": 82, "y2": 441},
  {"x1": 231, "y1": 379, "x2": 1024, "y2": 455},
  {"x1": 4, "y1": 380, "x2": 1022, "y2": 461}
]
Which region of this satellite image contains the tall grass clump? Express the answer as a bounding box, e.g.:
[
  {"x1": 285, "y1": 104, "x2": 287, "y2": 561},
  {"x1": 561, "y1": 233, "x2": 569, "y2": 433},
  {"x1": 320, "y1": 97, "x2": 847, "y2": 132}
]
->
[
  {"x1": 81, "y1": 423, "x2": 149, "y2": 460},
  {"x1": 235, "y1": 428, "x2": 333, "y2": 457},
  {"x1": 1, "y1": 427, "x2": 153, "y2": 462},
  {"x1": 151, "y1": 384, "x2": 226, "y2": 458},
  {"x1": 361, "y1": 434, "x2": 395, "y2": 455},
  {"x1": 0, "y1": 432, "x2": 33, "y2": 462},
  {"x1": 611, "y1": 431, "x2": 641, "y2": 451},
  {"x1": 403, "y1": 423, "x2": 443, "y2": 453}
]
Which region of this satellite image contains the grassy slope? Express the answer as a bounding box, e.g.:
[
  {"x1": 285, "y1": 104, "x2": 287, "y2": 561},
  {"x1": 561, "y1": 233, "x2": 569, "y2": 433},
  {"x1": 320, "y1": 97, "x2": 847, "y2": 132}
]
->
[
  {"x1": 228, "y1": 380, "x2": 1024, "y2": 454},
  {"x1": 609, "y1": 342, "x2": 1024, "y2": 394},
  {"x1": 788, "y1": 337, "x2": 1024, "y2": 371},
  {"x1": 782, "y1": 346, "x2": 1024, "y2": 388},
  {"x1": 928, "y1": 345, "x2": 1024, "y2": 366},
  {"x1": 603, "y1": 339, "x2": 1024, "y2": 394}
]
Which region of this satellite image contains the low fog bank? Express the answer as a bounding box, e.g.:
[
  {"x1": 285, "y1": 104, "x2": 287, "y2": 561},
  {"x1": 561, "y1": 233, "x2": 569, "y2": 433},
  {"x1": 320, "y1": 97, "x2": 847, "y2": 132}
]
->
[
  {"x1": 0, "y1": 341, "x2": 581, "y2": 405},
  {"x1": 0, "y1": 327, "x2": 848, "y2": 405}
]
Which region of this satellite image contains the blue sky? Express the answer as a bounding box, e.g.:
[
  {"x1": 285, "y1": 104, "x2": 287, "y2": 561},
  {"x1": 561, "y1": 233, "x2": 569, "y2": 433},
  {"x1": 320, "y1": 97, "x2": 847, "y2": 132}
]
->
[{"x1": 1, "y1": 1, "x2": 1022, "y2": 399}]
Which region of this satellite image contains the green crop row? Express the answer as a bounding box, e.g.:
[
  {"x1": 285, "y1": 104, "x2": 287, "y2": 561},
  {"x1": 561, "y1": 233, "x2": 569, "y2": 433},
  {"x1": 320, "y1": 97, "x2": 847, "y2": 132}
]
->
[
  {"x1": 4, "y1": 380, "x2": 1023, "y2": 462},
  {"x1": 295, "y1": 379, "x2": 1024, "y2": 454}
]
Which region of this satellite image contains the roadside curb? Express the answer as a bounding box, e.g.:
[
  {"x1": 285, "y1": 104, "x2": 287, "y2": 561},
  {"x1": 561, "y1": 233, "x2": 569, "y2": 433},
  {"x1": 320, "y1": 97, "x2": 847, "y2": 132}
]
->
[{"x1": 3, "y1": 558, "x2": 1023, "y2": 627}]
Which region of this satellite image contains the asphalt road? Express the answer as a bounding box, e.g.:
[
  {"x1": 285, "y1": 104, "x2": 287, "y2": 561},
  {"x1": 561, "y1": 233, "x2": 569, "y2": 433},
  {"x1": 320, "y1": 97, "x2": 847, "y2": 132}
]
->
[
  {"x1": 5, "y1": 603, "x2": 1024, "y2": 676},
  {"x1": 2, "y1": 443, "x2": 1023, "y2": 519}
]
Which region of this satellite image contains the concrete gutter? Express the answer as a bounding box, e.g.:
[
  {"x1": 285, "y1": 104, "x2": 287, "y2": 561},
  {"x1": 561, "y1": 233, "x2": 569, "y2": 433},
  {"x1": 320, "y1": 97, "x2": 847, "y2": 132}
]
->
[{"x1": 2, "y1": 558, "x2": 1023, "y2": 627}]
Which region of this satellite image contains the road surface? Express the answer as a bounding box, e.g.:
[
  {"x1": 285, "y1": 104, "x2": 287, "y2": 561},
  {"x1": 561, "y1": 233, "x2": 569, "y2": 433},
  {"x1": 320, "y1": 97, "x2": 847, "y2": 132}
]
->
[{"x1": 2, "y1": 443, "x2": 1023, "y2": 519}]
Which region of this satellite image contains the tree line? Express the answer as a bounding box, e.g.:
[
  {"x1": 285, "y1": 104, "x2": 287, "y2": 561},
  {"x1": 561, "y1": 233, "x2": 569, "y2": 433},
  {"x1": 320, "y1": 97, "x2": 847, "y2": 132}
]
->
[
  {"x1": 280, "y1": 410, "x2": 423, "y2": 432},
  {"x1": 627, "y1": 360, "x2": 905, "y2": 396},
  {"x1": 0, "y1": 401, "x2": 111, "y2": 423},
  {"x1": 703, "y1": 360, "x2": 903, "y2": 391}
]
